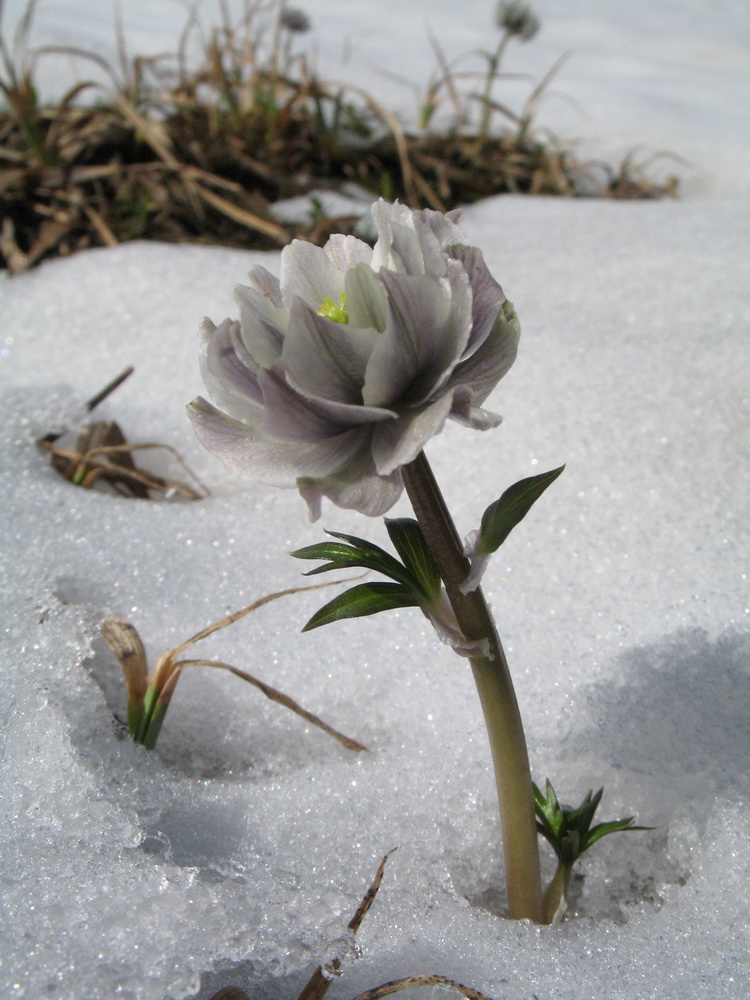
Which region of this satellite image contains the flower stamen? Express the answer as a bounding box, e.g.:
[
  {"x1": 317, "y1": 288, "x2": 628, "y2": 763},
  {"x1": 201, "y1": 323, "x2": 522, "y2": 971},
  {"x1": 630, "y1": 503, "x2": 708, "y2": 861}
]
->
[{"x1": 317, "y1": 292, "x2": 349, "y2": 324}]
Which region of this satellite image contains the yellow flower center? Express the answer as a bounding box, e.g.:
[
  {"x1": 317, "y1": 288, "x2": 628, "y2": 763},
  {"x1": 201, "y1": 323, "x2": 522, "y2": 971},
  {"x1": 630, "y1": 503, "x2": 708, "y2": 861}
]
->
[{"x1": 317, "y1": 292, "x2": 349, "y2": 324}]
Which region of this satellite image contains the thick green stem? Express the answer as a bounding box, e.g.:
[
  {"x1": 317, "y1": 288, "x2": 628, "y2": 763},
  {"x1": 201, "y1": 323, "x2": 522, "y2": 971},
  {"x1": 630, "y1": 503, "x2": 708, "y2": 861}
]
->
[{"x1": 401, "y1": 452, "x2": 543, "y2": 922}]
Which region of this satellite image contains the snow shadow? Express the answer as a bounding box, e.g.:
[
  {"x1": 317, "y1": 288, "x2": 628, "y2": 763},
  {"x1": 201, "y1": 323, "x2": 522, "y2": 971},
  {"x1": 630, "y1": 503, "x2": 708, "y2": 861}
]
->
[{"x1": 559, "y1": 628, "x2": 750, "y2": 819}]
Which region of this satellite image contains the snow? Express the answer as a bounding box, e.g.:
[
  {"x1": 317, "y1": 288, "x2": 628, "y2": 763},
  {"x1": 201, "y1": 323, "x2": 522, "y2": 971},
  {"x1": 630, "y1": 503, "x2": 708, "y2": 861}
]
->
[{"x1": 1, "y1": 2, "x2": 749, "y2": 999}]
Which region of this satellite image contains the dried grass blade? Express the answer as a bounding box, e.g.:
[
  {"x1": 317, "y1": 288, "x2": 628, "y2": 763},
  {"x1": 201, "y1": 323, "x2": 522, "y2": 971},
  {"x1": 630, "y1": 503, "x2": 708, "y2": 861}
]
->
[
  {"x1": 347, "y1": 848, "x2": 396, "y2": 933},
  {"x1": 426, "y1": 26, "x2": 463, "y2": 120},
  {"x1": 100, "y1": 615, "x2": 149, "y2": 734},
  {"x1": 79, "y1": 440, "x2": 207, "y2": 498},
  {"x1": 168, "y1": 578, "x2": 365, "y2": 660},
  {"x1": 84, "y1": 367, "x2": 134, "y2": 412},
  {"x1": 174, "y1": 658, "x2": 368, "y2": 752},
  {"x1": 298, "y1": 850, "x2": 396, "y2": 1000},
  {"x1": 82, "y1": 203, "x2": 118, "y2": 246},
  {"x1": 342, "y1": 82, "x2": 417, "y2": 206},
  {"x1": 25, "y1": 218, "x2": 73, "y2": 269},
  {"x1": 349, "y1": 976, "x2": 496, "y2": 1000},
  {"x1": 0, "y1": 216, "x2": 28, "y2": 274},
  {"x1": 191, "y1": 181, "x2": 288, "y2": 243}
]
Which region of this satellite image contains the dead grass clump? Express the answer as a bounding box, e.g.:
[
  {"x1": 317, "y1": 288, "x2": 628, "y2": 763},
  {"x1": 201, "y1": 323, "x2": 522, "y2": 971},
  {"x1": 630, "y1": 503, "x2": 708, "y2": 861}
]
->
[{"x1": 0, "y1": 0, "x2": 680, "y2": 274}]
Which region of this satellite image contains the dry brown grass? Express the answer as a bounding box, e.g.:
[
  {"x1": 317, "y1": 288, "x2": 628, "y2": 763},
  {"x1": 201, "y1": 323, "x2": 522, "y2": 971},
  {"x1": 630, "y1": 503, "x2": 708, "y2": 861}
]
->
[{"x1": 0, "y1": 0, "x2": 679, "y2": 274}]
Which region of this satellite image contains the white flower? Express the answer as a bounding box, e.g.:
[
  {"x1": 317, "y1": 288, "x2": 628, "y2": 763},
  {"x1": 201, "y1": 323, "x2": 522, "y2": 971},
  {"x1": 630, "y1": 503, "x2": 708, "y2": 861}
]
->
[{"x1": 188, "y1": 199, "x2": 520, "y2": 519}]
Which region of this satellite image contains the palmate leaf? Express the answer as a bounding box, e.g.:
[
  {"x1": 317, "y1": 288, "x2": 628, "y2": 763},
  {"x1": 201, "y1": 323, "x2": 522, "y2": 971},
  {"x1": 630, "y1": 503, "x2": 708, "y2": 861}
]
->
[
  {"x1": 301, "y1": 581, "x2": 420, "y2": 631},
  {"x1": 478, "y1": 464, "x2": 565, "y2": 555}
]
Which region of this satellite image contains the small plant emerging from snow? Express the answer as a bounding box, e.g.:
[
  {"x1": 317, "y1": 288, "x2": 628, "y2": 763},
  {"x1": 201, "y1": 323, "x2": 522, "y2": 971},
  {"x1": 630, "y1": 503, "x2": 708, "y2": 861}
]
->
[
  {"x1": 534, "y1": 780, "x2": 652, "y2": 924},
  {"x1": 189, "y1": 198, "x2": 648, "y2": 923},
  {"x1": 101, "y1": 585, "x2": 367, "y2": 752}
]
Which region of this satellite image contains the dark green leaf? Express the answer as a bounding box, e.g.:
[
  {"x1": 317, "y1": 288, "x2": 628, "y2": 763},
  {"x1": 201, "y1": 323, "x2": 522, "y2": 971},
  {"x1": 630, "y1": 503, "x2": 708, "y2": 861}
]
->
[
  {"x1": 301, "y1": 582, "x2": 420, "y2": 631},
  {"x1": 384, "y1": 518, "x2": 442, "y2": 602},
  {"x1": 291, "y1": 531, "x2": 420, "y2": 591},
  {"x1": 582, "y1": 817, "x2": 653, "y2": 855},
  {"x1": 534, "y1": 777, "x2": 651, "y2": 863},
  {"x1": 478, "y1": 465, "x2": 565, "y2": 554}
]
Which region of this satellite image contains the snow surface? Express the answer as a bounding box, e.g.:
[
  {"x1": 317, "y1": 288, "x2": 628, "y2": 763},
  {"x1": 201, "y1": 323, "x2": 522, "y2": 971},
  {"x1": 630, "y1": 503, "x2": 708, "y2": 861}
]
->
[{"x1": 1, "y1": 2, "x2": 749, "y2": 1000}]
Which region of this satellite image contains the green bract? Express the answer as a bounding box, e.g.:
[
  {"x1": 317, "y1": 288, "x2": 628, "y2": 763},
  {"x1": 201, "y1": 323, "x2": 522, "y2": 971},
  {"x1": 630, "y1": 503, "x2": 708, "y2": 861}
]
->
[
  {"x1": 291, "y1": 518, "x2": 442, "y2": 630},
  {"x1": 461, "y1": 464, "x2": 565, "y2": 592}
]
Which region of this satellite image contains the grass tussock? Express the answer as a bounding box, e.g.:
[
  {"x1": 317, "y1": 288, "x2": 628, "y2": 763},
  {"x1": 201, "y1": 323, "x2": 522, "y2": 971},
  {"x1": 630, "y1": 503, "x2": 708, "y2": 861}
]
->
[{"x1": 0, "y1": 0, "x2": 680, "y2": 273}]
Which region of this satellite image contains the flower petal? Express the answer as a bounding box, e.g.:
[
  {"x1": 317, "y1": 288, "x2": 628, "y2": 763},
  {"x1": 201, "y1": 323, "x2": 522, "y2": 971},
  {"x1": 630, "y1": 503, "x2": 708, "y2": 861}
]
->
[
  {"x1": 371, "y1": 392, "x2": 456, "y2": 476},
  {"x1": 281, "y1": 297, "x2": 378, "y2": 404},
  {"x1": 448, "y1": 244, "x2": 508, "y2": 357},
  {"x1": 246, "y1": 264, "x2": 284, "y2": 308},
  {"x1": 234, "y1": 283, "x2": 288, "y2": 368},
  {"x1": 370, "y1": 199, "x2": 468, "y2": 276},
  {"x1": 442, "y1": 299, "x2": 520, "y2": 405},
  {"x1": 362, "y1": 268, "x2": 472, "y2": 407},
  {"x1": 297, "y1": 446, "x2": 403, "y2": 521},
  {"x1": 280, "y1": 239, "x2": 343, "y2": 311},
  {"x1": 260, "y1": 364, "x2": 395, "y2": 442},
  {"x1": 188, "y1": 396, "x2": 366, "y2": 485},
  {"x1": 448, "y1": 384, "x2": 503, "y2": 430},
  {"x1": 198, "y1": 318, "x2": 264, "y2": 421},
  {"x1": 324, "y1": 233, "x2": 373, "y2": 271},
  {"x1": 345, "y1": 263, "x2": 387, "y2": 331}
]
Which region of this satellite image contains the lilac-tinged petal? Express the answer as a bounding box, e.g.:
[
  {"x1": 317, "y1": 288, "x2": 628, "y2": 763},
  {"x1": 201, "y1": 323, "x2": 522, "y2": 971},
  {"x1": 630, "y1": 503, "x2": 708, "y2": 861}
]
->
[
  {"x1": 324, "y1": 233, "x2": 373, "y2": 271},
  {"x1": 260, "y1": 364, "x2": 395, "y2": 442},
  {"x1": 234, "y1": 283, "x2": 287, "y2": 368},
  {"x1": 448, "y1": 384, "x2": 503, "y2": 430},
  {"x1": 280, "y1": 239, "x2": 343, "y2": 310},
  {"x1": 297, "y1": 446, "x2": 403, "y2": 521},
  {"x1": 371, "y1": 392, "x2": 456, "y2": 476},
  {"x1": 345, "y1": 263, "x2": 387, "y2": 331},
  {"x1": 443, "y1": 299, "x2": 520, "y2": 405},
  {"x1": 189, "y1": 396, "x2": 367, "y2": 486},
  {"x1": 246, "y1": 264, "x2": 283, "y2": 308},
  {"x1": 416, "y1": 206, "x2": 466, "y2": 250},
  {"x1": 281, "y1": 297, "x2": 378, "y2": 403},
  {"x1": 363, "y1": 268, "x2": 471, "y2": 407},
  {"x1": 370, "y1": 199, "x2": 469, "y2": 276},
  {"x1": 448, "y1": 244, "x2": 507, "y2": 356},
  {"x1": 198, "y1": 318, "x2": 264, "y2": 422},
  {"x1": 188, "y1": 396, "x2": 292, "y2": 487}
]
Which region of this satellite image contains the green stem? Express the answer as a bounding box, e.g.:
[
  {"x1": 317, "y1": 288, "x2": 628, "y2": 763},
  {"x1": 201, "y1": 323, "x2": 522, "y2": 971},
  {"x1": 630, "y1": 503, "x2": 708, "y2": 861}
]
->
[
  {"x1": 401, "y1": 451, "x2": 543, "y2": 922},
  {"x1": 542, "y1": 861, "x2": 573, "y2": 925}
]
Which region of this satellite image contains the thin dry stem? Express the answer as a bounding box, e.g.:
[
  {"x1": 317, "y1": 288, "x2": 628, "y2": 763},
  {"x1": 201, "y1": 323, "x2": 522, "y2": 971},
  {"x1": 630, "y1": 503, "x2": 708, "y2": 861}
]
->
[
  {"x1": 173, "y1": 658, "x2": 368, "y2": 752},
  {"x1": 167, "y1": 577, "x2": 366, "y2": 660},
  {"x1": 349, "y1": 976, "x2": 496, "y2": 1000},
  {"x1": 297, "y1": 849, "x2": 397, "y2": 1000}
]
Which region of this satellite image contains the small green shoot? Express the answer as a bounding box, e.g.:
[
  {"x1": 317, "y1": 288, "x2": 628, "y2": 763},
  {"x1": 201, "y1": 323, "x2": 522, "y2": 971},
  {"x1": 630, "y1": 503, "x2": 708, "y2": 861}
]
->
[
  {"x1": 534, "y1": 779, "x2": 652, "y2": 923},
  {"x1": 101, "y1": 583, "x2": 369, "y2": 752}
]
